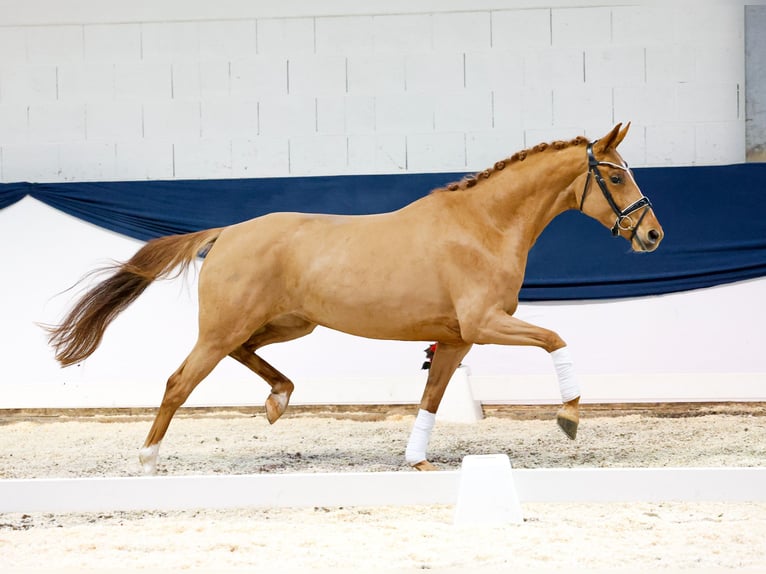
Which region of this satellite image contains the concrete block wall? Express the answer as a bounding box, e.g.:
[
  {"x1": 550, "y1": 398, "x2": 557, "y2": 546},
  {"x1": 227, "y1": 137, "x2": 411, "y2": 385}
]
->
[{"x1": 0, "y1": 1, "x2": 747, "y2": 182}]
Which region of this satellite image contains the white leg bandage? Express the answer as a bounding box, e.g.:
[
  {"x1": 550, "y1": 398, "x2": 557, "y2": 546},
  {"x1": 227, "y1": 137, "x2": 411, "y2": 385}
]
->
[
  {"x1": 550, "y1": 347, "x2": 580, "y2": 403},
  {"x1": 405, "y1": 409, "x2": 436, "y2": 465}
]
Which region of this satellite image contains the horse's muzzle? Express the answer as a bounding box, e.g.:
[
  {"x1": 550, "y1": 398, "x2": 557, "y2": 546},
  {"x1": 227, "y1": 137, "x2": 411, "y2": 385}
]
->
[{"x1": 636, "y1": 227, "x2": 663, "y2": 252}]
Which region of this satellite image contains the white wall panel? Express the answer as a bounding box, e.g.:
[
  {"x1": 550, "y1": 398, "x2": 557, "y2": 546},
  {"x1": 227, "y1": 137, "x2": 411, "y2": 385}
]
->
[
  {"x1": 491, "y1": 9, "x2": 551, "y2": 49},
  {"x1": 552, "y1": 85, "x2": 611, "y2": 129},
  {"x1": 174, "y1": 139, "x2": 232, "y2": 179},
  {"x1": 374, "y1": 94, "x2": 434, "y2": 134},
  {"x1": 695, "y1": 121, "x2": 746, "y2": 165},
  {"x1": 584, "y1": 46, "x2": 645, "y2": 87},
  {"x1": 114, "y1": 62, "x2": 172, "y2": 101},
  {"x1": 1, "y1": 143, "x2": 59, "y2": 181},
  {"x1": 373, "y1": 14, "x2": 433, "y2": 53},
  {"x1": 464, "y1": 52, "x2": 523, "y2": 91},
  {"x1": 523, "y1": 48, "x2": 583, "y2": 87},
  {"x1": 465, "y1": 129, "x2": 524, "y2": 170},
  {"x1": 83, "y1": 24, "x2": 141, "y2": 61},
  {"x1": 26, "y1": 25, "x2": 82, "y2": 63},
  {"x1": 58, "y1": 62, "x2": 115, "y2": 102},
  {"x1": 258, "y1": 95, "x2": 315, "y2": 136},
  {"x1": 288, "y1": 55, "x2": 347, "y2": 95},
  {"x1": 114, "y1": 140, "x2": 174, "y2": 180},
  {"x1": 406, "y1": 132, "x2": 465, "y2": 172},
  {"x1": 288, "y1": 134, "x2": 347, "y2": 175},
  {"x1": 434, "y1": 91, "x2": 493, "y2": 132},
  {"x1": 0, "y1": 104, "x2": 29, "y2": 144},
  {"x1": 143, "y1": 101, "x2": 200, "y2": 140},
  {"x1": 347, "y1": 133, "x2": 406, "y2": 173},
  {"x1": 551, "y1": 7, "x2": 611, "y2": 48},
  {"x1": 58, "y1": 141, "x2": 116, "y2": 181},
  {"x1": 28, "y1": 102, "x2": 86, "y2": 142},
  {"x1": 677, "y1": 84, "x2": 738, "y2": 123},
  {"x1": 86, "y1": 102, "x2": 143, "y2": 141},
  {"x1": 645, "y1": 124, "x2": 696, "y2": 166},
  {"x1": 201, "y1": 100, "x2": 258, "y2": 139},
  {"x1": 316, "y1": 96, "x2": 376, "y2": 135},
  {"x1": 0, "y1": 65, "x2": 57, "y2": 102},
  {"x1": 231, "y1": 136, "x2": 289, "y2": 177},
  {"x1": 256, "y1": 18, "x2": 314, "y2": 55},
  {"x1": 432, "y1": 12, "x2": 491, "y2": 52},
  {"x1": 346, "y1": 54, "x2": 406, "y2": 94},
  {"x1": 198, "y1": 20, "x2": 256, "y2": 59},
  {"x1": 405, "y1": 52, "x2": 463, "y2": 93},
  {"x1": 230, "y1": 57, "x2": 287, "y2": 98},
  {"x1": 141, "y1": 22, "x2": 200, "y2": 63},
  {"x1": 315, "y1": 16, "x2": 374, "y2": 54},
  {"x1": 0, "y1": 27, "x2": 27, "y2": 61},
  {"x1": 172, "y1": 61, "x2": 231, "y2": 100}
]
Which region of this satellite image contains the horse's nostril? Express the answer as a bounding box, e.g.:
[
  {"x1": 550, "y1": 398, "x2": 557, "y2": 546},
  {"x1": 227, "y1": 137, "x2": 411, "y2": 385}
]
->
[{"x1": 647, "y1": 229, "x2": 661, "y2": 244}]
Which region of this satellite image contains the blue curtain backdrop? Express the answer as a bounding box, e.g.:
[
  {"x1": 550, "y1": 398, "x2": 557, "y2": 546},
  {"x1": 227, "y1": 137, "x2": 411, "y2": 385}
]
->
[{"x1": 2, "y1": 163, "x2": 765, "y2": 301}]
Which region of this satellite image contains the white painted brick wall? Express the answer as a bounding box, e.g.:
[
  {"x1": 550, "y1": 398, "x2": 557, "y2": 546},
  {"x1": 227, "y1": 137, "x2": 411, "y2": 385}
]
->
[
  {"x1": 288, "y1": 55, "x2": 346, "y2": 95},
  {"x1": 346, "y1": 54, "x2": 406, "y2": 94},
  {"x1": 347, "y1": 133, "x2": 406, "y2": 173},
  {"x1": 26, "y1": 26, "x2": 83, "y2": 63},
  {"x1": 143, "y1": 101, "x2": 200, "y2": 140},
  {"x1": 407, "y1": 132, "x2": 465, "y2": 172},
  {"x1": 230, "y1": 58, "x2": 287, "y2": 98},
  {"x1": 256, "y1": 18, "x2": 314, "y2": 55},
  {"x1": 0, "y1": 27, "x2": 27, "y2": 61},
  {"x1": 315, "y1": 16, "x2": 374, "y2": 54},
  {"x1": 288, "y1": 134, "x2": 347, "y2": 175},
  {"x1": 174, "y1": 139, "x2": 232, "y2": 179},
  {"x1": 491, "y1": 9, "x2": 551, "y2": 49},
  {"x1": 1, "y1": 65, "x2": 57, "y2": 102},
  {"x1": 0, "y1": 104, "x2": 29, "y2": 145},
  {"x1": 0, "y1": 1, "x2": 749, "y2": 182},
  {"x1": 86, "y1": 102, "x2": 143, "y2": 141},
  {"x1": 83, "y1": 24, "x2": 141, "y2": 61},
  {"x1": 231, "y1": 136, "x2": 289, "y2": 177},
  {"x1": 59, "y1": 141, "x2": 117, "y2": 181}
]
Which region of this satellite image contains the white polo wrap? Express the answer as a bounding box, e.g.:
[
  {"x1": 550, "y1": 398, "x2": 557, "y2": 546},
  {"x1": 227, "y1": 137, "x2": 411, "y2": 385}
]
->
[
  {"x1": 405, "y1": 409, "x2": 436, "y2": 465},
  {"x1": 551, "y1": 346, "x2": 581, "y2": 403}
]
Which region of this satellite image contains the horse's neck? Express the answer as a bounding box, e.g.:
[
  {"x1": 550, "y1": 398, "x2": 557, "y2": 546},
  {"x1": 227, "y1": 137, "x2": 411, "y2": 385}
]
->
[{"x1": 481, "y1": 151, "x2": 583, "y2": 249}]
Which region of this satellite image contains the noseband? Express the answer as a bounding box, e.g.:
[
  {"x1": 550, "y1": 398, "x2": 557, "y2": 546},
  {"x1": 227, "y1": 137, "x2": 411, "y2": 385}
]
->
[{"x1": 580, "y1": 142, "x2": 653, "y2": 248}]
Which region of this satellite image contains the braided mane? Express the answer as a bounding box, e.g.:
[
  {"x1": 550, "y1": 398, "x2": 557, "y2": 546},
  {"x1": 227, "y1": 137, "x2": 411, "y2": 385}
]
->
[{"x1": 435, "y1": 135, "x2": 590, "y2": 193}]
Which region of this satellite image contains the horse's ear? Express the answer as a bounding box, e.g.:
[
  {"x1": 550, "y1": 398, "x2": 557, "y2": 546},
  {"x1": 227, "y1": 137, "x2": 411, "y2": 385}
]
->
[
  {"x1": 613, "y1": 122, "x2": 631, "y2": 148},
  {"x1": 594, "y1": 123, "x2": 625, "y2": 153}
]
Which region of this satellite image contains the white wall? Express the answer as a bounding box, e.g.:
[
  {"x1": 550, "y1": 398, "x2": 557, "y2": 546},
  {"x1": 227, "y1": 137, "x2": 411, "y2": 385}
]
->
[{"x1": 0, "y1": 0, "x2": 748, "y2": 182}]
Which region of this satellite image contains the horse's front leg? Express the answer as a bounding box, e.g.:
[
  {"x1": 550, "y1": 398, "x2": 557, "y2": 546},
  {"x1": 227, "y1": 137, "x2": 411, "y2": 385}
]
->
[
  {"x1": 405, "y1": 341, "x2": 472, "y2": 471},
  {"x1": 463, "y1": 310, "x2": 581, "y2": 439}
]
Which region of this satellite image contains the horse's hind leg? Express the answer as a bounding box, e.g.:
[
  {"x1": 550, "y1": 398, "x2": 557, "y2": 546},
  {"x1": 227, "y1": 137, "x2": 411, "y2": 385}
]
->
[
  {"x1": 405, "y1": 341, "x2": 472, "y2": 471},
  {"x1": 139, "y1": 340, "x2": 229, "y2": 475},
  {"x1": 229, "y1": 316, "x2": 316, "y2": 424}
]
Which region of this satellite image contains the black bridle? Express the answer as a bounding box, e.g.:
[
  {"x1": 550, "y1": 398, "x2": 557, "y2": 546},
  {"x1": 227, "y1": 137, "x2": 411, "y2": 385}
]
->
[{"x1": 580, "y1": 141, "x2": 653, "y2": 249}]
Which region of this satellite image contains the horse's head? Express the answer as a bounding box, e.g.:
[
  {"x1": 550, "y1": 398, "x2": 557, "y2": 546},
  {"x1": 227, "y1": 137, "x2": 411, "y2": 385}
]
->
[{"x1": 576, "y1": 123, "x2": 663, "y2": 252}]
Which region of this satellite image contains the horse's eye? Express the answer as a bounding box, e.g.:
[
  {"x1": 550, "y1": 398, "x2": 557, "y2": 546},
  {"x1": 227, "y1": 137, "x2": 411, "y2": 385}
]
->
[{"x1": 610, "y1": 175, "x2": 623, "y2": 184}]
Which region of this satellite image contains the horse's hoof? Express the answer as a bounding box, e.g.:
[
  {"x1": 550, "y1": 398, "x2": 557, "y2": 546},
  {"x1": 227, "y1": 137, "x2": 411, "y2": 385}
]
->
[
  {"x1": 265, "y1": 391, "x2": 290, "y2": 424},
  {"x1": 556, "y1": 415, "x2": 578, "y2": 440},
  {"x1": 412, "y1": 460, "x2": 438, "y2": 471},
  {"x1": 556, "y1": 397, "x2": 580, "y2": 440}
]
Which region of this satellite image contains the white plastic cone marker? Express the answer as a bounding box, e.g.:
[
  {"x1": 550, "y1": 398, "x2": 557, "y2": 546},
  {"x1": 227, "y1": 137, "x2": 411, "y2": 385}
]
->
[
  {"x1": 454, "y1": 454, "x2": 523, "y2": 526},
  {"x1": 436, "y1": 366, "x2": 483, "y2": 424}
]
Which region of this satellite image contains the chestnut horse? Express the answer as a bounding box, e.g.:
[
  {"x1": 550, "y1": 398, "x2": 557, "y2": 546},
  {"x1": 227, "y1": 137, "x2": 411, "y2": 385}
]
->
[{"x1": 47, "y1": 123, "x2": 663, "y2": 474}]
